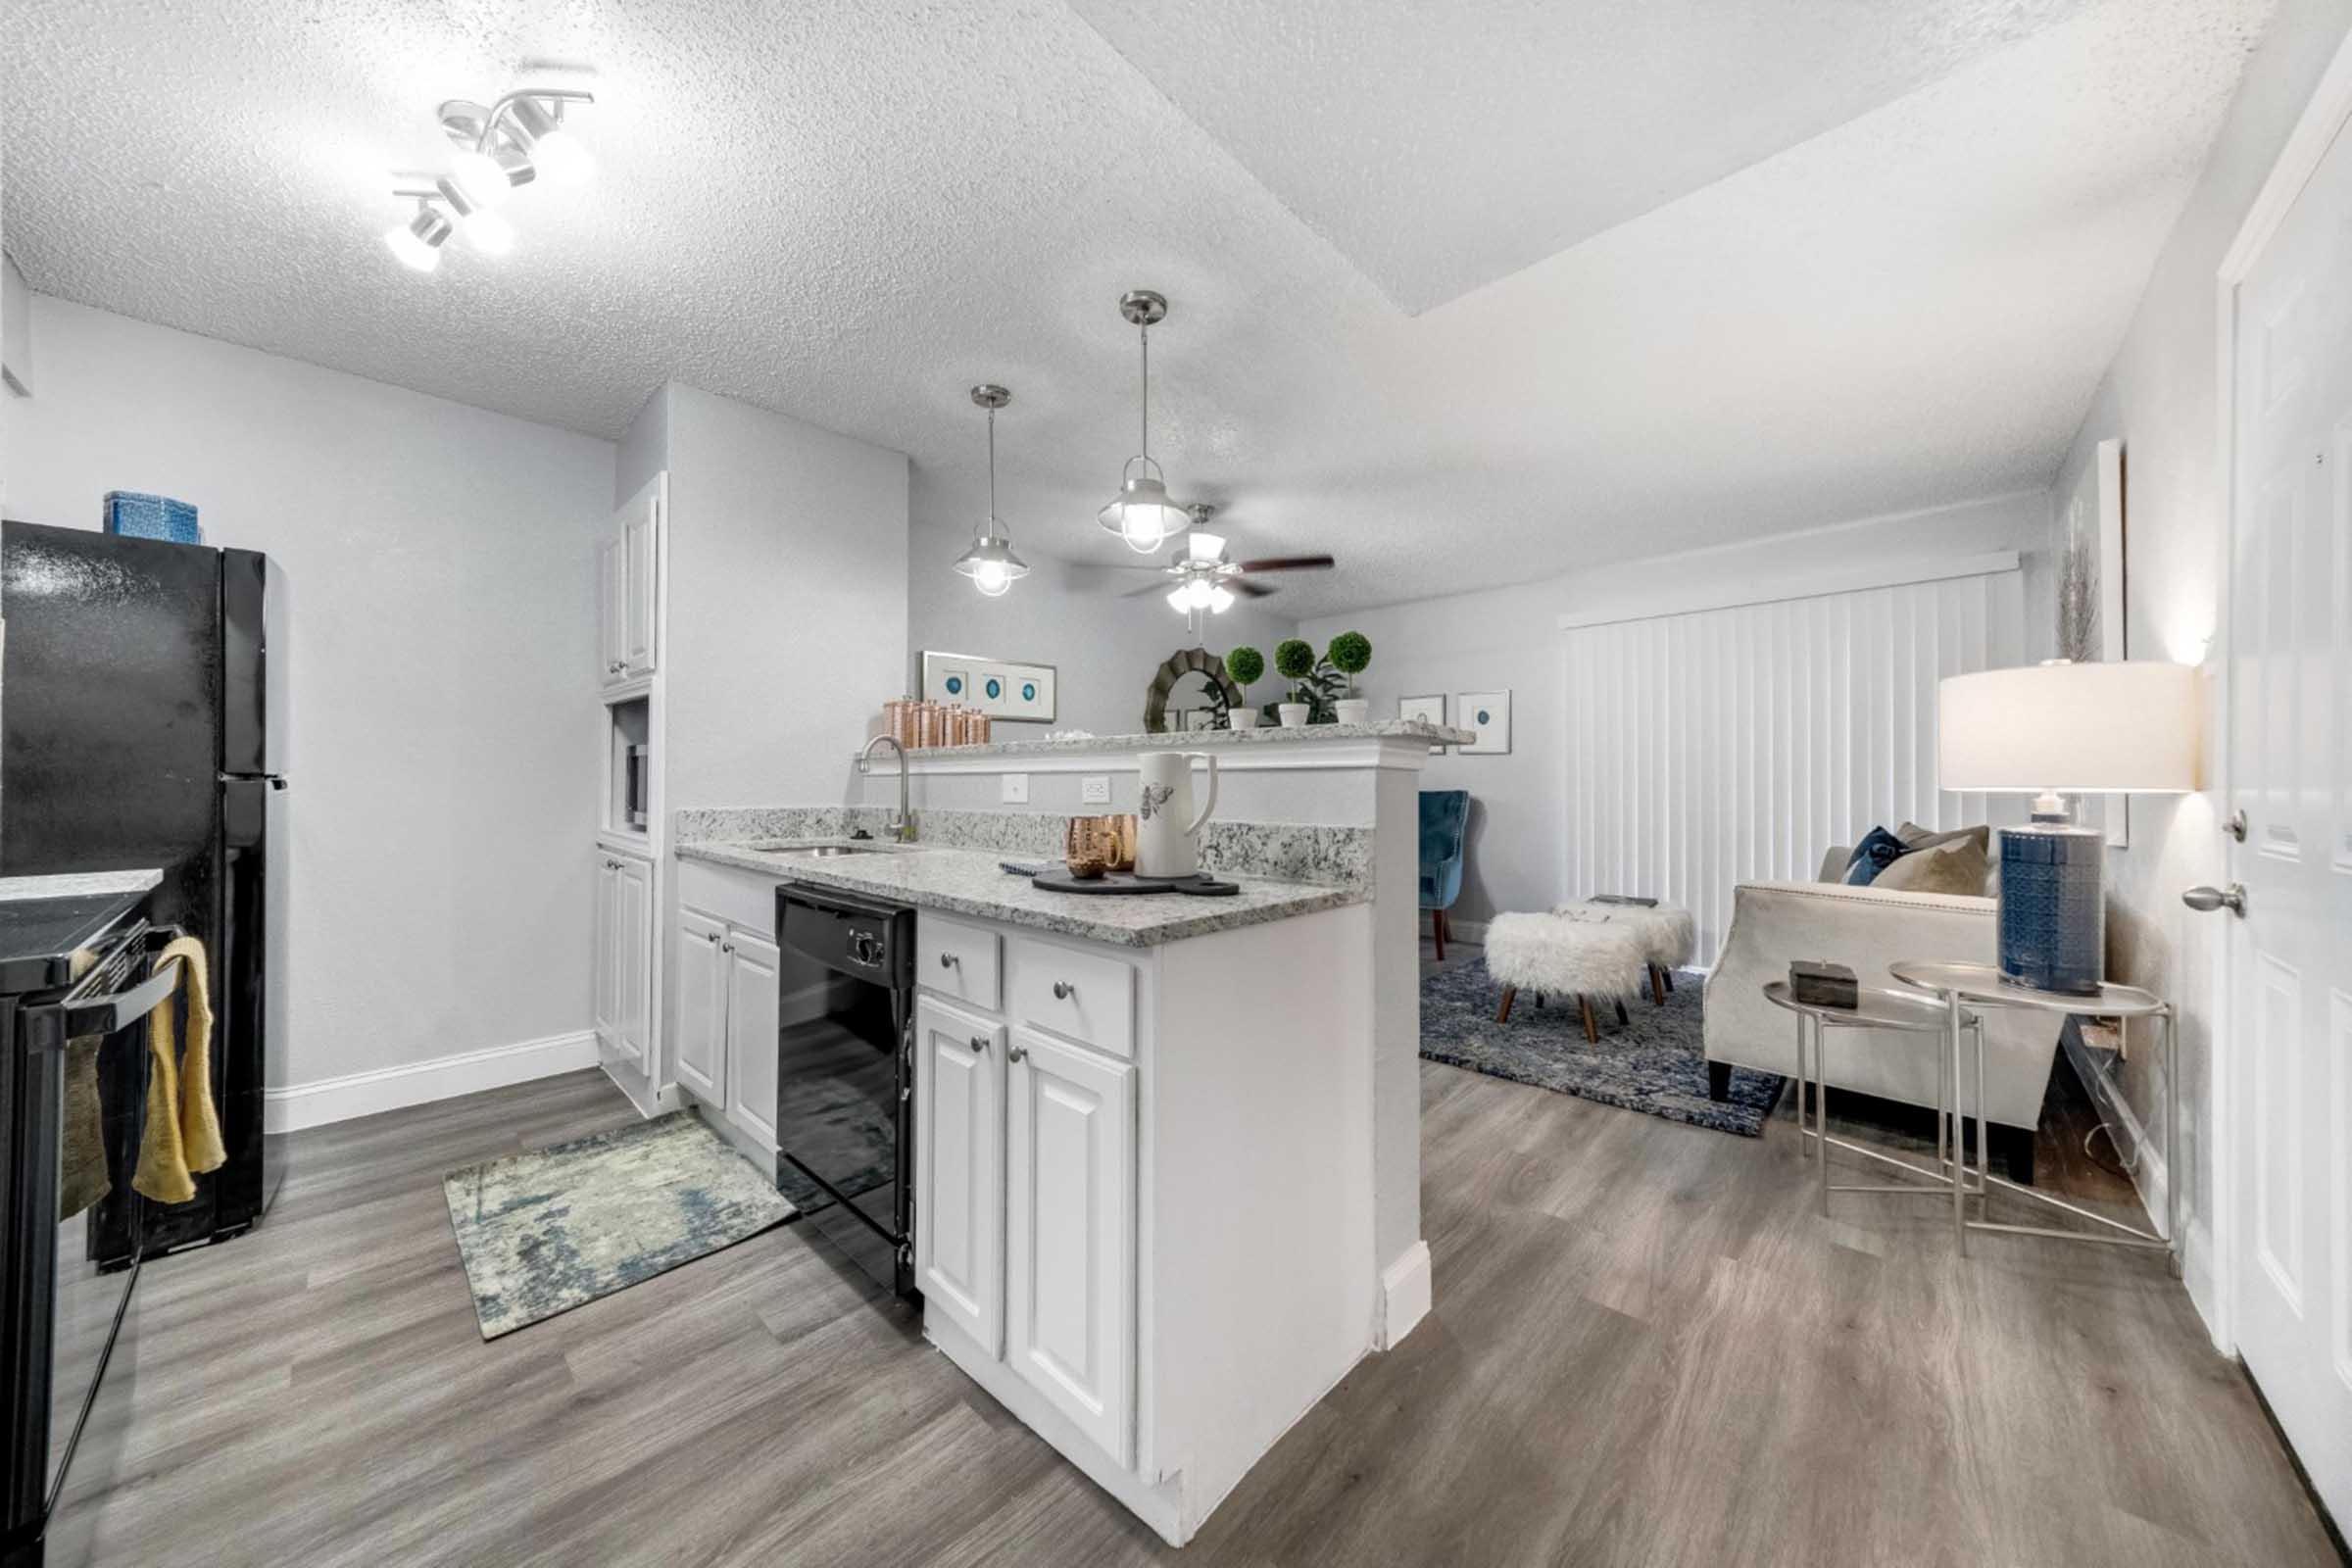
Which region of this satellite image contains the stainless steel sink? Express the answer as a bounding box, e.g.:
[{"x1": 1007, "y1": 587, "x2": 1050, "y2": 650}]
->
[{"x1": 756, "y1": 843, "x2": 890, "y2": 858}]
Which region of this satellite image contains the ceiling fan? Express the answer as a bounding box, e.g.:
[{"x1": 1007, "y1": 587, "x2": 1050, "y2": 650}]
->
[{"x1": 1118, "y1": 505, "x2": 1336, "y2": 612}]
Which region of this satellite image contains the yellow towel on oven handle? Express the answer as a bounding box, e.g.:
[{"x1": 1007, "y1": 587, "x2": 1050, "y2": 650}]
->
[{"x1": 131, "y1": 936, "x2": 227, "y2": 1205}]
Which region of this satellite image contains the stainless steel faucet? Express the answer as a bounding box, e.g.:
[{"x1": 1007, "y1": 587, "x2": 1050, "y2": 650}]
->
[{"x1": 859, "y1": 734, "x2": 915, "y2": 843}]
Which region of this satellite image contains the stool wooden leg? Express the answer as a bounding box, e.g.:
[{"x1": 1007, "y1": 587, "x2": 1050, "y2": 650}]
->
[
  {"x1": 1432, "y1": 908, "x2": 1446, "y2": 962},
  {"x1": 1495, "y1": 985, "x2": 1516, "y2": 1023},
  {"x1": 1579, "y1": 995, "x2": 1598, "y2": 1043},
  {"x1": 1664, "y1": 968, "x2": 1675, "y2": 994},
  {"x1": 1649, "y1": 964, "x2": 1666, "y2": 1005}
]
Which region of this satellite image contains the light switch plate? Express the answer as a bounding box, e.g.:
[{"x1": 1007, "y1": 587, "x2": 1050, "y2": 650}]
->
[
  {"x1": 1002, "y1": 773, "x2": 1030, "y2": 804},
  {"x1": 1080, "y1": 775, "x2": 1111, "y2": 805}
]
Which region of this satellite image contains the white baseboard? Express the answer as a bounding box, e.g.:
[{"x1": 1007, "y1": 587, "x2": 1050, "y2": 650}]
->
[
  {"x1": 2062, "y1": 1024, "x2": 2166, "y2": 1234},
  {"x1": 265, "y1": 1029, "x2": 601, "y2": 1133},
  {"x1": 1378, "y1": 1240, "x2": 1433, "y2": 1348}
]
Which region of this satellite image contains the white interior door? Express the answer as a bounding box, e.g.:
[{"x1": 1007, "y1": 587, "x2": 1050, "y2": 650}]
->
[{"x1": 2226, "y1": 84, "x2": 2352, "y2": 1530}]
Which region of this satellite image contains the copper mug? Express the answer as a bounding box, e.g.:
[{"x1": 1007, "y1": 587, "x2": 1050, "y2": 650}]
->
[{"x1": 1064, "y1": 814, "x2": 1138, "y2": 878}]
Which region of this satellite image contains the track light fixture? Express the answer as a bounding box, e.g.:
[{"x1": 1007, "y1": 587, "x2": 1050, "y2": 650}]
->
[{"x1": 383, "y1": 85, "x2": 594, "y2": 273}]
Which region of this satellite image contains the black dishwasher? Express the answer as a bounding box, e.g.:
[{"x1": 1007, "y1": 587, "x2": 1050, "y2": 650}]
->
[{"x1": 774, "y1": 887, "x2": 916, "y2": 1300}]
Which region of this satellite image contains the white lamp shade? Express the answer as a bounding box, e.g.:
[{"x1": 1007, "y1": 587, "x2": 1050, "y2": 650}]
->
[{"x1": 1938, "y1": 661, "x2": 2198, "y2": 793}]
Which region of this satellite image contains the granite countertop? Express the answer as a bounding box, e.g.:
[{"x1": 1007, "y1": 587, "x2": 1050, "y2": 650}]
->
[
  {"x1": 885, "y1": 717, "x2": 1478, "y2": 762},
  {"x1": 0, "y1": 869, "x2": 165, "y2": 903},
  {"x1": 676, "y1": 839, "x2": 1362, "y2": 948}
]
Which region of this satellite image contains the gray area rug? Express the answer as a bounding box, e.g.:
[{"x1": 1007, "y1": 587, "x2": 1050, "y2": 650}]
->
[
  {"x1": 1421, "y1": 959, "x2": 1787, "y2": 1136},
  {"x1": 444, "y1": 1111, "x2": 795, "y2": 1339}
]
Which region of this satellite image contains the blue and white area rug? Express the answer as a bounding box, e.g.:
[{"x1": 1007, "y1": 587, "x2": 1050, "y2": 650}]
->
[
  {"x1": 444, "y1": 1112, "x2": 795, "y2": 1339},
  {"x1": 1421, "y1": 959, "x2": 1786, "y2": 1136}
]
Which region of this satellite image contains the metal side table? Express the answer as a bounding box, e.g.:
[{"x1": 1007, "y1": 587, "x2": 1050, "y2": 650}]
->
[
  {"x1": 1763, "y1": 980, "x2": 1984, "y2": 1216},
  {"x1": 1888, "y1": 959, "x2": 2178, "y2": 1274}
]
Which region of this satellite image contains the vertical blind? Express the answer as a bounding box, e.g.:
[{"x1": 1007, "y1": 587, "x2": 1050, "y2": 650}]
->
[{"x1": 1561, "y1": 568, "x2": 2025, "y2": 966}]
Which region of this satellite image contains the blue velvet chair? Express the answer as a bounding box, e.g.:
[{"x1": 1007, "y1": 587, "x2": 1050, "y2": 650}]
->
[{"x1": 1419, "y1": 790, "x2": 1470, "y2": 959}]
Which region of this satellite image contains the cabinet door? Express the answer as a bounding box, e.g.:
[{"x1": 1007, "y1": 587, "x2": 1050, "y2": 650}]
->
[
  {"x1": 612, "y1": 853, "x2": 654, "y2": 1067},
  {"x1": 597, "y1": 534, "x2": 627, "y2": 685},
  {"x1": 591, "y1": 854, "x2": 620, "y2": 1048},
  {"x1": 673, "y1": 908, "x2": 728, "y2": 1102},
  {"x1": 1005, "y1": 1027, "x2": 1134, "y2": 1467},
  {"x1": 723, "y1": 930, "x2": 781, "y2": 1151},
  {"x1": 915, "y1": 997, "x2": 1004, "y2": 1355},
  {"x1": 622, "y1": 505, "x2": 657, "y2": 677}
]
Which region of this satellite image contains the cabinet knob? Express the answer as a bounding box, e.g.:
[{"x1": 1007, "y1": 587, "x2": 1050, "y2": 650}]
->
[
  {"x1": 968, "y1": 1035, "x2": 990, "y2": 1054},
  {"x1": 939, "y1": 952, "x2": 959, "y2": 968},
  {"x1": 1052, "y1": 980, "x2": 1074, "y2": 1001},
  {"x1": 722, "y1": 942, "x2": 735, "y2": 954},
  {"x1": 1007, "y1": 1042, "x2": 1027, "y2": 1063}
]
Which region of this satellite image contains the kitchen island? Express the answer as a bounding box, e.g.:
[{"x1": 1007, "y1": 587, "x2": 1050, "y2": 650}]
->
[{"x1": 667, "y1": 721, "x2": 1467, "y2": 1544}]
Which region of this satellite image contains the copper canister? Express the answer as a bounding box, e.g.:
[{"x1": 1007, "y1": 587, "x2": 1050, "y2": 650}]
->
[{"x1": 917, "y1": 702, "x2": 941, "y2": 749}]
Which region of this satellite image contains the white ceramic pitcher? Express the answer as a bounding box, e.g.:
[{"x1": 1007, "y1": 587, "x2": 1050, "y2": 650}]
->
[{"x1": 1135, "y1": 750, "x2": 1218, "y2": 878}]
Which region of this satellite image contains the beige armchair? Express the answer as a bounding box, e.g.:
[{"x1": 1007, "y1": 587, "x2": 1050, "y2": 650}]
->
[{"x1": 1701, "y1": 846, "x2": 2061, "y2": 1183}]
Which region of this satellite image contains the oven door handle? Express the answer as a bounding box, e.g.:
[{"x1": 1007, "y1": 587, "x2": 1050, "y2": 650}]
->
[{"x1": 22, "y1": 957, "x2": 184, "y2": 1054}]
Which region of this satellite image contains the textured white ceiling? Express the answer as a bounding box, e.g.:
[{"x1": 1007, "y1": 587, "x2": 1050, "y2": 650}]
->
[
  {"x1": 1062, "y1": 0, "x2": 2106, "y2": 315},
  {"x1": 0, "y1": 0, "x2": 2271, "y2": 619}
]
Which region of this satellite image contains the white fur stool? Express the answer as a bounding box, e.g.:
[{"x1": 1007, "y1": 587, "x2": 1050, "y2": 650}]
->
[
  {"x1": 1551, "y1": 899, "x2": 1696, "y2": 1005},
  {"x1": 1485, "y1": 910, "x2": 1648, "y2": 1044}
]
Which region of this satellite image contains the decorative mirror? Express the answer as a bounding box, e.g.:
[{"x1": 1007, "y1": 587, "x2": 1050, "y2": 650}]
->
[{"x1": 1144, "y1": 647, "x2": 1244, "y2": 734}]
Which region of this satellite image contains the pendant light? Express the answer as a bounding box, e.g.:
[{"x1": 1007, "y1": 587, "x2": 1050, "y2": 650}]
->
[
  {"x1": 954, "y1": 384, "x2": 1030, "y2": 598},
  {"x1": 1098, "y1": 289, "x2": 1188, "y2": 554}
]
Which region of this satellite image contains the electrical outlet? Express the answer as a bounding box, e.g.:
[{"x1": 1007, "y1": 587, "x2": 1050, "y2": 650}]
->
[
  {"x1": 1002, "y1": 773, "x2": 1030, "y2": 804},
  {"x1": 1080, "y1": 775, "x2": 1111, "y2": 805}
]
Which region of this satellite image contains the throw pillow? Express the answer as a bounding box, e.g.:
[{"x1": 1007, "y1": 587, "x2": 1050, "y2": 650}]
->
[
  {"x1": 1871, "y1": 837, "x2": 1991, "y2": 896},
  {"x1": 1841, "y1": 826, "x2": 1909, "y2": 886},
  {"x1": 1897, "y1": 821, "x2": 1991, "y2": 858}
]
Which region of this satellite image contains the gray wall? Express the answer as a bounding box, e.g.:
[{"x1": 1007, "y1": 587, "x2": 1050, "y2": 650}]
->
[
  {"x1": 2050, "y1": 0, "x2": 2352, "y2": 1326},
  {"x1": 7, "y1": 293, "x2": 614, "y2": 1094},
  {"x1": 906, "y1": 516, "x2": 1298, "y2": 738},
  {"x1": 662, "y1": 382, "x2": 910, "y2": 808},
  {"x1": 1298, "y1": 488, "x2": 2054, "y2": 928}
]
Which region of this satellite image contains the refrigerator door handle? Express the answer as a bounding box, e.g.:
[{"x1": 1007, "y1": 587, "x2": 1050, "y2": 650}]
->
[{"x1": 218, "y1": 773, "x2": 288, "y2": 790}]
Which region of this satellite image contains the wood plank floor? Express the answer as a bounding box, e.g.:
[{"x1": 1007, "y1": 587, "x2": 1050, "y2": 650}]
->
[{"x1": 43, "y1": 1035, "x2": 2339, "y2": 1565}]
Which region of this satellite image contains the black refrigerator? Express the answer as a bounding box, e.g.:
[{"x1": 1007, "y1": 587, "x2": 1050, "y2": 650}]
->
[{"x1": 0, "y1": 520, "x2": 285, "y2": 1263}]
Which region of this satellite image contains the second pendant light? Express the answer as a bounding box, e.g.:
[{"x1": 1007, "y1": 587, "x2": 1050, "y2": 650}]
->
[
  {"x1": 1099, "y1": 289, "x2": 1189, "y2": 554},
  {"x1": 955, "y1": 384, "x2": 1030, "y2": 598}
]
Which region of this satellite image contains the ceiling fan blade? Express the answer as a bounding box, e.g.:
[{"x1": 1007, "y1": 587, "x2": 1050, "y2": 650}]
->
[
  {"x1": 1235, "y1": 555, "x2": 1335, "y2": 573},
  {"x1": 1122, "y1": 580, "x2": 1175, "y2": 599},
  {"x1": 1229, "y1": 578, "x2": 1276, "y2": 598}
]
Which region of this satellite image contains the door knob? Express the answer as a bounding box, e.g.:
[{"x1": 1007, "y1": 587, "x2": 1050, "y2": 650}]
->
[{"x1": 2181, "y1": 884, "x2": 2247, "y2": 916}]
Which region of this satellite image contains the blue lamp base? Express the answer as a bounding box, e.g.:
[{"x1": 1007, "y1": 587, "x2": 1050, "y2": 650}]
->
[{"x1": 1995, "y1": 818, "x2": 2105, "y2": 996}]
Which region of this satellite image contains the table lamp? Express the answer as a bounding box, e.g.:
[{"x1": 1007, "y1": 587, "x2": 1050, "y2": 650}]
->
[{"x1": 1937, "y1": 660, "x2": 2198, "y2": 995}]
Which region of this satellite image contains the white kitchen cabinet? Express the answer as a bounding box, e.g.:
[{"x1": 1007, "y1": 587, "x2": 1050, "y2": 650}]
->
[
  {"x1": 909, "y1": 904, "x2": 1379, "y2": 1549},
  {"x1": 622, "y1": 503, "x2": 657, "y2": 677},
  {"x1": 673, "y1": 907, "x2": 727, "y2": 1102},
  {"x1": 600, "y1": 481, "x2": 659, "y2": 688},
  {"x1": 723, "y1": 929, "x2": 781, "y2": 1149},
  {"x1": 915, "y1": 996, "x2": 1004, "y2": 1355},
  {"x1": 594, "y1": 848, "x2": 655, "y2": 1071},
  {"x1": 597, "y1": 534, "x2": 627, "y2": 685},
  {"x1": 1005, "y1": 1024, "x2": 1135, "y2": 1467}
]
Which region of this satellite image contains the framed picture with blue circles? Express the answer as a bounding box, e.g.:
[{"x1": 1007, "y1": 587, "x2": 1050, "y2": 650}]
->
[
  {"x1": 920, "y1": 649, "x2": 1056, "y2": 722},
  {"x1": 1456, "y1": 689, "x2": 1511, "y2": 755}
]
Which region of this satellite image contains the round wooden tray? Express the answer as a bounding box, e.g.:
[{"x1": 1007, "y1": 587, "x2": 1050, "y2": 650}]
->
[{"x1": 1029, "y1": 869, "x2": 1240, "y2": 898}]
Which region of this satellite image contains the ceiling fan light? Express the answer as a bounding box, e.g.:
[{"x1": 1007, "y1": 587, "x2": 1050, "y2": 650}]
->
[
  {"x1": 1165, "y1": 584, "x2": 1192, "y2": 612},
  {"x1": 1208, "y1": 585, "x2": 1235, "y2": 613},
  {"x1": 1184, "y1": 530, "x2": 1225, "y2": 564}
]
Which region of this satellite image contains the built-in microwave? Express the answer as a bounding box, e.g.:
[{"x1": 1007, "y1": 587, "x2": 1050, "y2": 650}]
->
[{"x1": 624, "y1": 744, "x2": 650, "y2": 829}]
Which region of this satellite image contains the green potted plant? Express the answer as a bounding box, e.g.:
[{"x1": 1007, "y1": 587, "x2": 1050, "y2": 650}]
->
[
  {"x1": 1273, "y1": 638, "x2": 1317, "y2": 727},
  {"x1": 1224, "y1": 645, "x2": 1266, "y2": 728},
  {"x1": 1325, "y1": 631, "x2": 1372, "y2": 723}
]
